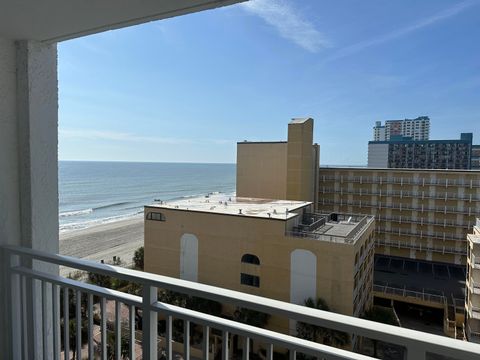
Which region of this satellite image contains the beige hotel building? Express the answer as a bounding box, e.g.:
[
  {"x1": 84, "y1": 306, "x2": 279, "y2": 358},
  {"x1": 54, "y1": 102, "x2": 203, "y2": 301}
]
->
[
  {"x1": 145, "y1": 119, "x2": 374, "y2": 338},
  {"x1": 146, "y1": 117, "x2": 480, "y2": 339}
]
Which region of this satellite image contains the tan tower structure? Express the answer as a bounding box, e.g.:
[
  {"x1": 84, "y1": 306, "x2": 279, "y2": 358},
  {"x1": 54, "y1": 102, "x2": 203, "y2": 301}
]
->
[
  {"x1": 236, "y1": 118, "x2": 319, "y2": 203},
  {"x1": 286, "y1": 118, "x2": 318, "y2": 203}
]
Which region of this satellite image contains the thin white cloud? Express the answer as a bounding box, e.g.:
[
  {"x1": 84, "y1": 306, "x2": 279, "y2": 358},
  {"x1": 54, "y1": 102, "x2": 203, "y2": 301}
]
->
[
  {"x1": 241, "y1": 0, "x2": 329, "y2": 52},
  {"x1": 59, "y1": 129, "x2": 231, "y2": 146},
  {"x1": 322, "y1": 0, "x2": 478, "y2": 63}
]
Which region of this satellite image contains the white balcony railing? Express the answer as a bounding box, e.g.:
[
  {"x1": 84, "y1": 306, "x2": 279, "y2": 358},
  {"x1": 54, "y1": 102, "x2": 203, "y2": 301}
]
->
[{"x1": 2, "y1": 245, "x2": 480, "y2": 360}]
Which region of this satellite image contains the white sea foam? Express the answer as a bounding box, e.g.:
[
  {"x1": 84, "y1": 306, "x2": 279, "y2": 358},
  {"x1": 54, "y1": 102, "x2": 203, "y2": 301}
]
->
[
  {"x1": 60, "y1": 211, "x2": 143, "y2": 233},
  {"x1": 59, "y1": 208, "x2": 93, "y2": 217}
]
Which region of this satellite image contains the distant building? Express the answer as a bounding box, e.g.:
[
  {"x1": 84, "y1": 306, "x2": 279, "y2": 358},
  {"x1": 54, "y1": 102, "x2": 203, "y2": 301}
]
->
[
  {"x1": 368, "y1": 133, "x2": 475, "y2": 169},
  {"x1": 373, "y1": 121, "x2": 386, "y2": 141},
  {"x1": 373, "y1": 116, "x2": 430, "y2": 141},
  {"x1": 472, "y1": 145, "x2": 480, "y2": 170},
  {"x1": 466, "y1": 218, "x2": 480, "y2": 343}
]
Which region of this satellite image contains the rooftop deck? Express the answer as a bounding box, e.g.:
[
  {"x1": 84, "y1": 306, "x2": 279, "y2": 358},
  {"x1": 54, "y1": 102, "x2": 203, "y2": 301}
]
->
[
  {"x1": 288, "y1": 213, "x2": 374, "y2": 244},
  {"x1": 147, "y1": 194, "x2": 311, "y2": 220}
]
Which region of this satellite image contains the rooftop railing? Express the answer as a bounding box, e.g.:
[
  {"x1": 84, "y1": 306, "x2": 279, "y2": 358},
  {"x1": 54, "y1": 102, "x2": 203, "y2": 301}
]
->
[
  {"x1": 2, "y1": 245, "x2": 480, "y2": 360},
  {"x1": 287, "y1": 216, "x2": 374, "y2": 244}
]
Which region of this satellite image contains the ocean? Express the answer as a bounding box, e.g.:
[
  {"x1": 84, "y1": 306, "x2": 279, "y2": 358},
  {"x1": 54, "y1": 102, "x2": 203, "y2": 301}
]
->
[{"x1": 59, "y1": 161, "x2": 236, "y2": 232}]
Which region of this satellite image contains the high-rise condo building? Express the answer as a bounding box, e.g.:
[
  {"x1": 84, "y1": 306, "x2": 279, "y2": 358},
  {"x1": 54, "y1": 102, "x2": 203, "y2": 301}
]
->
[
  {"x1": 368, "y1": 133, "x2": 475, "y2": 169},
  {"x1": 373, "y1": 116, "x2": 430, "y2": 141}
]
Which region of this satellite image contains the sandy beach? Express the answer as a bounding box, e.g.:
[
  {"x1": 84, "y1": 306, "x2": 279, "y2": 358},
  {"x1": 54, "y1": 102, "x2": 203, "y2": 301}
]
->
[{"x1": 60, "y1": 216, "x2": 144, "y2": 269}]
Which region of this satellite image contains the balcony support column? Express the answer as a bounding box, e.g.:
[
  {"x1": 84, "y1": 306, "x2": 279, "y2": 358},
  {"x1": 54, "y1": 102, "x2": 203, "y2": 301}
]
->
[{"x1": 0, "y1": 37, "x2": 58, "y2": 358}]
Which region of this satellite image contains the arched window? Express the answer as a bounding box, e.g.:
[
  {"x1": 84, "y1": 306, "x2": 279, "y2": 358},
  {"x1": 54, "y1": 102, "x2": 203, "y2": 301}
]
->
[{"x1": 241, "y1": 254, "x2": 260, "y2": 265}]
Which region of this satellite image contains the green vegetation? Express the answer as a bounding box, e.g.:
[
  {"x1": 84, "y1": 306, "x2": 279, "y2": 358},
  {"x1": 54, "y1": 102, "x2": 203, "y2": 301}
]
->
[
  {"x1": 361, "y1": 306, "x2": 399, "y2": 358},
  {"x1": 296, "y1": 297, "x2": 350, "y2": 348},
  {"x1": 133, "y1": 246, "x2": 144, "y2": 270}
]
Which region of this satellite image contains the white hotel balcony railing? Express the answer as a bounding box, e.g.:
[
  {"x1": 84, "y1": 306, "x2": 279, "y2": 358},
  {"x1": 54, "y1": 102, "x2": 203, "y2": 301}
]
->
[
  {"x1": 318, "y1": 199, "x2": 477, "y2": 216},
  {"x1": 320, "y1": 175, "x2": 480, "y2": 188},
  {"x1": 3, "y1": 245, "x2": 480, "y2": 360},
  {"x1": 375, "y1": 239, "x2": 466, "y2": 256},
  {"x1": 320, "y1": 187, "x2": 480, "y2": 202}
]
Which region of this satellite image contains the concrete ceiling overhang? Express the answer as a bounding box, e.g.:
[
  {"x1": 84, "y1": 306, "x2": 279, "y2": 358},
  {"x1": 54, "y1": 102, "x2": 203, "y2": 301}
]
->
[{"x1": 0, "y1": 0, "x2": 246, "y2": 43}]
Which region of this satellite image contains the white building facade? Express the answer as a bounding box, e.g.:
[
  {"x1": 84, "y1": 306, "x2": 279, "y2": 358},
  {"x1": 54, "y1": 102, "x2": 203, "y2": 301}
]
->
[{"x1": 373, "y1": 117, "x2": 430, "y2": 141}]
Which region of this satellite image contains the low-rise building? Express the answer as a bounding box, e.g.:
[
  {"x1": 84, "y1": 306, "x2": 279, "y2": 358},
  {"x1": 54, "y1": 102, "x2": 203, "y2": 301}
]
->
[{"x1": 144, "y1": 194, "x2": 375, "y2": 335}]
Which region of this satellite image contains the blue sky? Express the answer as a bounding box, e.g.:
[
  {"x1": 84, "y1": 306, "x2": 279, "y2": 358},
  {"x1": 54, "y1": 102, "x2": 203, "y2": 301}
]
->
[{"x1": 58, "y1": 0, "x2": 480, "y2": 165}]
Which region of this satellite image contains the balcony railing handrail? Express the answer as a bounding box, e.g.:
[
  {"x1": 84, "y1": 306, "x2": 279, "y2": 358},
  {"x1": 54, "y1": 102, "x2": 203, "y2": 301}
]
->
[
  {"x1": 319, "y1": 198, "x2": 474, "y2": 215},
  {"x1": 3, "y1": 244, "x2": 480, "y2": 360},
  {"x1": 320, "y1": 175, "x2": 480, "y2": 187},
  {"x1": 320, "y1": 187, "x2": 480, "y2": 201},
  {"x1": 11, "y1": 264, "x2": 368, "y2": 360}
]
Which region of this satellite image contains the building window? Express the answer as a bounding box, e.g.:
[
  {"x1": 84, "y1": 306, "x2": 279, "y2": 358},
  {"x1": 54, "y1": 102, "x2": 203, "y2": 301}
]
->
[
  {"x1": 241, "y1": 254, "x2": 260, "y2": 265},
  {"x1": 241, "y1": 273, "x2": 260, "y2": 287},
  {"x1": 146, "y1": 212, "x2": 166, "y2": 221}
]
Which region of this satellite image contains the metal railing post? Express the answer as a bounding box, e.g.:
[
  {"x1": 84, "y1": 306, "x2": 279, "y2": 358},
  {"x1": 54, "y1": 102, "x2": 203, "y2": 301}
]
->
[{"x1": 142, "y1": 285, "x2": 158, "y2": 360}]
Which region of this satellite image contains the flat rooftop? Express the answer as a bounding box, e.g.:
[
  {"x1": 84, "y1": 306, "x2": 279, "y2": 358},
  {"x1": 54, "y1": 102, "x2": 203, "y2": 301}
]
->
[
  {"x1": 147, "y1": 193, "x2": 311, "y2": 220},
  {"x1": 290, "y1": 213, "x2": 374, "y2": 243}
]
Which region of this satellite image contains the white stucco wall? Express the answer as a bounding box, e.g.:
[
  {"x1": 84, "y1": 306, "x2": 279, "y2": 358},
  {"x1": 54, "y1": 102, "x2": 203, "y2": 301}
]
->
[
  {"x1": 0, "y1": 38, "x2": 59, "y2": 358},
  {"x1": 16, "y1": 41, "x2": 59, "y2": 253},
  {"x1": 0, "y1": 38, "x2": 21, "y2": 247},
  {"x1": 0, "y1": 36, "x2": 20, "y2": 359}
]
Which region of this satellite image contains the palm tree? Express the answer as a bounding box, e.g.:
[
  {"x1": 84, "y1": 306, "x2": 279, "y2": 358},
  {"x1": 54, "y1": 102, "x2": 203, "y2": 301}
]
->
[
  {"x1": 233, "y1": 307, "x2": 270, "y2": 328},
  {"x1": 133, "y1": 246, "x2": 144, "y2": 270},
  {"x1": 296, "y1": 297, "x2": 350, "y2": 348}
]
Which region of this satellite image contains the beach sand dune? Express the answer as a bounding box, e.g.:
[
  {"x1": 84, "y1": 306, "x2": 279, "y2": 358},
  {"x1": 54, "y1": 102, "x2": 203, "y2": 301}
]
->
[{"x1": 60, "y1": 217, "x2": 144, "y2": 273}]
